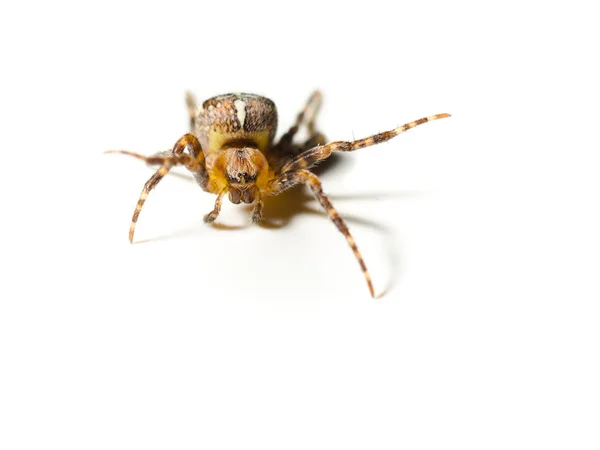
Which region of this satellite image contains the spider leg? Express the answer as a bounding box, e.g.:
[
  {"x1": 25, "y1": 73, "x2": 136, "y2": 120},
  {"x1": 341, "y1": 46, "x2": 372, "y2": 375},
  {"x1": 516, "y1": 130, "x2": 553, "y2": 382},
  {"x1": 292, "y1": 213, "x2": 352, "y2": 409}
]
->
[
  {"x1": 251, "y1": 194, "x2": 264, "y2": 223},
  {"x1": 303, "y1": 91, "x2": 322, "y2": 142},
  {"x1": 275, "y1": 90, "x2": 323, "y2": 149},
  {"x1": 281, "y1": 113, "x2": 451, "y2": 173},
  {"x1": 105, "y1": 133, "x2": 206, "y2": 243},
  {"x1": 204, "y1": 188, "x2": 227, "y2": 224},
  {"x1": 185, "y1": 90, "x2": 198, "y2": 132},
  {"x1": 300, "y1": 130, "x2": 327, "y2": 151},
  {"x1": 266, "y1": 169, "x2": 375, "y2": 298}
]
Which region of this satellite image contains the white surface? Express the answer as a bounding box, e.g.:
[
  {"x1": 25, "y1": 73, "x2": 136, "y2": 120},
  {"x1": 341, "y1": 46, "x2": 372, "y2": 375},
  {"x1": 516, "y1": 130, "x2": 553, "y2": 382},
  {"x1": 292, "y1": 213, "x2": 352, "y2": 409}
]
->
[{"x1": 1, "y1": 1, "x2": 599, "y2": 449}]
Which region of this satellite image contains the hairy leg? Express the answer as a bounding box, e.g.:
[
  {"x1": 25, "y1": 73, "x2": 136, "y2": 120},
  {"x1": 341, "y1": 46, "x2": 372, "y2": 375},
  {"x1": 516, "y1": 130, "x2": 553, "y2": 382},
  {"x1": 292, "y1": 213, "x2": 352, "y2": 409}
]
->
[
  {"x1": 300, "y1": 131, "x2": 327, "y2": 152},
  {"x1": 105, "y1": 133, "x2": 206, "y2": 242},
  {"x1": 185, "y1": 91, "x2": 198, "y2": 132},
  {"x1": 305, "y1": 92, "x2": 321, "y2": 138},
  {"x1": 275, "y1": 90, "x2": 323, "y2": 149},
  {"x1": 281, "y1": 113, "x2": 450, "y2": 173},
  {"x1": 251, "y1": 194, "x2": 264, "y2": 223},
  {"x1": 204, "y1": 189, "x2": 227, "y2": 223},
  {"x1": 267, "y1": 169, "x2": 375, "y2": 297}
]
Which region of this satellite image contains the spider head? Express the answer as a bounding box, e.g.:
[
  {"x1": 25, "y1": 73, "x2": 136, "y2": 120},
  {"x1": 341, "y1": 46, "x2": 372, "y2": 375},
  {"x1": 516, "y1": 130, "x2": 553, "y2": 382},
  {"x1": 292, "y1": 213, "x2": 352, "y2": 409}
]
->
[{"x1": 221, "y1": 145, "x2": 268, "y2": 204}]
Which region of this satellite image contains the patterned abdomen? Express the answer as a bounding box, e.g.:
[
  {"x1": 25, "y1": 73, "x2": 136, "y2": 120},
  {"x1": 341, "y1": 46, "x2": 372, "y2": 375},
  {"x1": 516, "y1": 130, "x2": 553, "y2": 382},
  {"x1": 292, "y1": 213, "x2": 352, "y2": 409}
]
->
[{"x1": 195, "y1": 93, "x2": 278, "y2": 157}]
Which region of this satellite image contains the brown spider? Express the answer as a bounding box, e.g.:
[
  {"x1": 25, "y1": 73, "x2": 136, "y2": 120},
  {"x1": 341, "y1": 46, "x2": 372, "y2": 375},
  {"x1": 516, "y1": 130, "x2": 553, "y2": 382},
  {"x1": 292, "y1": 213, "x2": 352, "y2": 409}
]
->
[{"x1": 106, "y1": 91, "x2": 450, "y2": 297}]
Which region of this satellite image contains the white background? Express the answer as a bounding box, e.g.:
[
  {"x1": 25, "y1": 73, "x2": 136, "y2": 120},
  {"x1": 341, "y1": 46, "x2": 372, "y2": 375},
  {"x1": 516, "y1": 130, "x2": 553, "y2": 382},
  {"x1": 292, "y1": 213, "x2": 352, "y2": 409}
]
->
[{"x1": 1, "y1": 1, "x2": 599, "y2": 449}]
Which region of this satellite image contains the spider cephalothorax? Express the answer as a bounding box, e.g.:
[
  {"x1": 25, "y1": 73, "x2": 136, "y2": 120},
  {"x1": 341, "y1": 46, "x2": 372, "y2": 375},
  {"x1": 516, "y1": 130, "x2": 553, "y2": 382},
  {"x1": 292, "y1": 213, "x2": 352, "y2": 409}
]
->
[
  {"x1": 213, "y1": 146, "x2": 267, "y2": 204},
  {"x1": 106, "y1": 91, "x2": 450, "y2": 297}
]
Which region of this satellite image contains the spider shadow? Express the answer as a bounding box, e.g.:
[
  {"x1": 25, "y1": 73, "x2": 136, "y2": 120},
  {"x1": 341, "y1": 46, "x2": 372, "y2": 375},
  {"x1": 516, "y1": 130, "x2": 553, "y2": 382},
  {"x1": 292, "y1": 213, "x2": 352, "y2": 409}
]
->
[
  {"x1": 244, "y1": 153, "x2": 351, "y2": 229},
  {"x1": 251, "y1": 191, "x2": 405, "y2": 298},
  {"x1": 246, "y1": 154, "x2": 417, "y2": 297}
]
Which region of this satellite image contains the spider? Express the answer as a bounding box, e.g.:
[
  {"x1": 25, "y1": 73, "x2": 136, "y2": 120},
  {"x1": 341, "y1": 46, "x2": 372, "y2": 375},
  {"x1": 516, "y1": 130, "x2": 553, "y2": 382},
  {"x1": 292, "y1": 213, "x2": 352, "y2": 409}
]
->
[{"x1": 106, "y1": 91, "x2": 450, "y2": 297}]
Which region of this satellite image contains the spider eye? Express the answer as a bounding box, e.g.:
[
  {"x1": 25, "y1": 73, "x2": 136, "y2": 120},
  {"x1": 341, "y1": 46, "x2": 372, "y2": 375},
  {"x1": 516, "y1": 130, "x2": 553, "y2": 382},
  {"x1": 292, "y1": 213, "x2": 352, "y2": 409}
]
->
[{"x1": 228, "y1": 172, "x2": 256, "y2": 184}]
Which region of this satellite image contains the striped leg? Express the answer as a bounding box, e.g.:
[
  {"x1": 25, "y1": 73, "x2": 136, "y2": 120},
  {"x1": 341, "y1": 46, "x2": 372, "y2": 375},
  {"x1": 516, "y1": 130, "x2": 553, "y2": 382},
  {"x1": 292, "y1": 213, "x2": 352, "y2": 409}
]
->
[
  {"x1": 204, "y1": 188, "x2": 227, "y2": 223},
  {"x1": 251, "y1": 194, "x2": 264, "y2": 223},
  {"x1": 300, "y1": 132, "x2": 327, "y2": 152},
  {"x1": 267, "y1": 169, "x2": 375, "y2": 298},
  {"x1": 281, "y1": 113, "x2": 451, "y2": 173},
  {"x1": 304, "y1": 91, "x2": 322, "y2": 139},
  {"x1": 185, "y1": 90, "x2": 198, "y2": 132},
  {"x1": 105, "y1": 133, "x2": 206, "y2": 243},
  {"x1": 275, "y1": 90, "x2": 323, "y2": 149}
]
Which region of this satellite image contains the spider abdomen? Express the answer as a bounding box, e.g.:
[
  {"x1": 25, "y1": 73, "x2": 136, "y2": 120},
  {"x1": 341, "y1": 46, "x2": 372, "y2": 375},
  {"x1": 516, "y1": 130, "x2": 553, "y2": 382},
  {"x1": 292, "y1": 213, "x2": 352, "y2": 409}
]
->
[{"x1": 195, "y1": 93, "x2": 278, "y2": 157}]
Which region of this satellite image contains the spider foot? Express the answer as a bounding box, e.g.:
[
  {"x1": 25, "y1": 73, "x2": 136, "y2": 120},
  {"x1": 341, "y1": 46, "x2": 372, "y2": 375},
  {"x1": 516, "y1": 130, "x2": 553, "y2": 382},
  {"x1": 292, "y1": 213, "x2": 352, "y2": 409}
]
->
[
  {"x1": 251, "y1": 198, "x2": 264, "y2": 224},
  {"x1": 251, "y1": 210, "x2": 263, "y2": 224},
  {"x1": 204, "y1": 211, "x2": 218, "y2": 224}
]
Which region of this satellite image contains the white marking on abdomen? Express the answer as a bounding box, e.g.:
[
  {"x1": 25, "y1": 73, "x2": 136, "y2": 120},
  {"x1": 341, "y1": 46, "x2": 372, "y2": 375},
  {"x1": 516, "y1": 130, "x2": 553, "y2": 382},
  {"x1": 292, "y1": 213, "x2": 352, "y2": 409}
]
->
[{"x1": 234, "y1": 99, "x2": 247, "y2": 130}]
